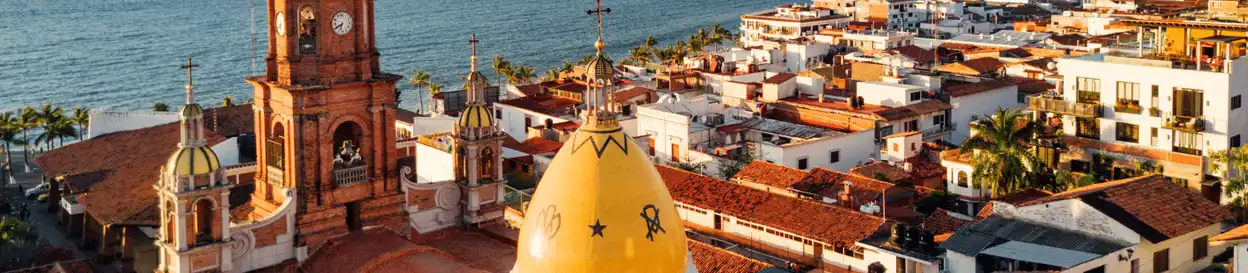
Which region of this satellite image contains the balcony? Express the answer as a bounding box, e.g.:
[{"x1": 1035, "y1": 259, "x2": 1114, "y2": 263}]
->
[
  {"x1": 1112, "y1": 100, "x2": 1142, "y2": 115},
  {"x1": 921, "y1": 123, "x2": 957, "y2": 139},
  {"x1": 333, "y1": 165, "x2": 368, "y2": 187},
  {"x1": 1028, "y1": 96, "x2": 1102, "y2": 118},
  {"x1": 1162, "y1": 114, "x2": 1206, "y2": 133}
]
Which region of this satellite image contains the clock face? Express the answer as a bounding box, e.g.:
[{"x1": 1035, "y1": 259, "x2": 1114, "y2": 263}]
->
[
  {"x1": 332, "y1": 11, "x2": 352, "y2": 35},
  {"x1": 275, "y1": 12, "x2": 286, "y2": 36}
]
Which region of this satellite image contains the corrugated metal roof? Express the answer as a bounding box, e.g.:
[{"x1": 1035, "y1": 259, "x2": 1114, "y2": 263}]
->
[
  {"x1": 979, "y1": 241, "x2": 1101, "y2": 268},
  {"x1": 939, "y1": 216, "x2": 1130, "y2": 257},
  {"x1": 740, "y1": 118, "x2": 835, "y2": 139}
]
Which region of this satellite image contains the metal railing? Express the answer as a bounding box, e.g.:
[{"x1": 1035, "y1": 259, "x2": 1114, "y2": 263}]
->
[
  {"x1": 1162, "y1": 113, "x2": 1206, "y2": 133},
  {"x1": 333, "y1": 165, "x2": 368, "y2": 187},
  {"x1": 505, "y1": 184, "x2": 532, "y2": 215},
  {"x1": 921, "y1": 123, "x2": 957, "y2": 138},
  {"x1": 1027, "y1": 96, "x2": 1102, "y2": 118}
]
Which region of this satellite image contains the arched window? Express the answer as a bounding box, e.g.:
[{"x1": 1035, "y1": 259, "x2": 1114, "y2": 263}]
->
[
  {"x1": 957, "y1": 171, "x2": 969, "y2": 188},
  {"x1": 332, "y1": 121, "x2": 366, "y2": 168},
  {"x1": 297, "y1": 5, "x2": 318, "y2": 54},
  {"x1": 480, "y1": 148, "x2": 495, "y2": 179},
  {"x1": 194, "y1": 199, "x2": 214, "y2": 244}
]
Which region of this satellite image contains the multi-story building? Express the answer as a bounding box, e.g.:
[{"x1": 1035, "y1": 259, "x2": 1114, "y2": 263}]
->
[
  {"x1": 1031, "y1": 20, "x2": 1248, "y2": 195},
  {"x1": 859, "y1": 0, "x2": 924, "y2": 30},
  {"x1": 740, "y1": 4, "x2": 852, "y2": 47}
]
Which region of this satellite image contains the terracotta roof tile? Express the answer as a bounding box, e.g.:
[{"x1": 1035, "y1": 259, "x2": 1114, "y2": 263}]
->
[
  {"x1": 921, "y1": 208, "x2": 971, "y2": 235},
  {"x1": 658, "y1": 165, "x2": 887, "y2": 248},
  {"x1": 850, "y1": 162, "x2": 909, "y2": 182},
  {"x1": 503, "y1": 137, "x2": 563, "y2": 155},
  {"x1": 791, "y1": 168, "x2": 894, "y2": 208},
  {"x1": 762, "y1": 73, "x2": 797, "y2": 84},
  {"x1": 35, "y1": 105, "x2": 253, "y2": 226},
  {"x1": 731, "y1": 160, "x2": 809, "y2": 189},
  {"x1": 943, "y1": 78, "x2": 1016, "y2": 98},
  {"x1": 300, "y1": 229, "x2": 490, "y2": 273},
  {"x1": 870, "y1": 100, "x2": 952, "y2": 122},
  {"x1": 496, "y1": 94, "x2": 580, "y2": 116},
  {"x1": 688, "y1": 240, "x2": 773, "y2": 273},
  {"x1": 936, "y1": 57, "x2": 1007, "y2": 76},
  {"x1": 1018, "y1": 175, "x2": 1232, "y2": 243},
  {"x1": 612, "y1": 86, "x2": 656, "y2": 103},
  {"x1": 1212, "y1": 224, "x2": 1248, "y2": 242}
]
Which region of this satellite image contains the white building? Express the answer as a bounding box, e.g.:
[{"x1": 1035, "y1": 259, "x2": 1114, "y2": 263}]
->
[
  {"x1": 740, "y1": 4, "x2": 852, "y2": 47},
  {"x1": 942, "y1": 175, "x2": 1229, "y2": 273}
]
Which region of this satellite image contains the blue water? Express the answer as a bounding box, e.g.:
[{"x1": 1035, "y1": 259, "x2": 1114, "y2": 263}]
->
[{"x1": 0, "y1": 0, "x2": 791, "y2": 112}]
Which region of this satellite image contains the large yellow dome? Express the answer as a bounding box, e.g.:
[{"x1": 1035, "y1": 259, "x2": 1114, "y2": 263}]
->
[
  {"x1": 166, "y1": 146, "x2": 220, "y2": 176},
  {"x1": 514, "y1": 118, "x2": 688, "y2": 272},
  {"x1": 457, "y1": 105, "x2": 494, "y2": 128}
]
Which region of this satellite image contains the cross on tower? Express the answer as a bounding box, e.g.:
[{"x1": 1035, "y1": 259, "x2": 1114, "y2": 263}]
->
[
  {"x1": 181, "y1": 57, "x2": 200, "y2": 104},
  {"x1": 587, "y1": 0, "x2": 611, "y2": 43},
  {"x1": 469, "y1": 32, "x2": 479, "y2": 70}
]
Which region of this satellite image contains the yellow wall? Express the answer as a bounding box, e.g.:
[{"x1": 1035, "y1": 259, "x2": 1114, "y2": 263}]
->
[{"x1": 1162, "y1": 28, "x2": 1247, "y2": 56}]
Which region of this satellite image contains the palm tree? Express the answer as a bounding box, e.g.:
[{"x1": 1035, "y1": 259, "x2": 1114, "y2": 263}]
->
[
  {"x1": 428, "y1": 83, "x2": 444, "y2": 98},
  {"x1": 409, "y1": 71, "x2": 431, "y2": 114},
  {"x1": 222, "y1": 96, "x2": 236, "y2": 107},
  {"x1": 710, "y1": 24, "x2": 731, "y2": 52},
  {"x1": 16, "y1": 107, "x2": 37, "y2": 172},
  {"x1": 579, "y1": 54, "x2": 596, "y2": 65},
  {"x1": 960, "y1": 108, "x2": 1041, "y2": 197},
  {"x1": 153, "y1": 102, "x2": 170, "y2": 112},
  {"x1": 644, "y1": 35, "x2": 657, "y2": 49},
  {"x1": 509, "y1": 66, "x2": 536, "y2": 85},
  {"x1": 542, "y1": 68, "x2": 561, "y2": 82},
  {"x1": 560, "y1": 61, "x2": 576, "y2": 75},
  {"x1": 491, "y1": 56, "x2": 510, "y2": 88},
  {"x1": 627, "y1": 46, "x2": 651, "y2": 65},
  {"x1": 1212, "y1": 146, "x2": 1248, "y2": 219},
  {"x1": 71, "y1": 107, "x2": 89, "y2": 140},
  {"x1": 0, "y1": 112, "x2": 17, "y2": 183},
  {"x1": 34, "y1": 104, "x2": 65, "y2": 151}
]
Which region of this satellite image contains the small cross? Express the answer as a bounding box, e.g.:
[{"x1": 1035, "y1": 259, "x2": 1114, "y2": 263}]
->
[
  {"x1": 180, "y1": 57, "x2": 200, "y2": 103},
  {"x1": 469, "y1": 32, "x2": 479, "y2": 59},
  {"x1": 587, "y1": 0, "x2": 611, "y2": 41}
]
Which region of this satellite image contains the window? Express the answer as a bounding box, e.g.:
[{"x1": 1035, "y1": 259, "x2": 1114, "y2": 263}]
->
[
  {"x1": 1151, "y1": 127, "x2": 1158, "y2": 146},
  {"x1": 1131, "y1": 259, "x2": 1139, "y2": 273},
  {"x1": 495, "y1": 109, "x2": 502, "y2": 119},
  {"x1": 830, "y1": 150, "x2": 841, "y2": 163},
  {"x1": 1076, "y1": 77, "x2": 1101, "y2": 103},
  {"x1": 956, "y1": 171, "x2": 969, "y2": 187},
  {"x1": 1233, "y1": 95, "x2": 1242, "y2": 110},
  {"x1": 1116, "y1": 81, "x2": 1141, "y2": 113},
  {"x1": 1153, "y1": 249, "x2": 1169, "y2": 273},
  {"x1": 798, "y1": 157, "x2": 809, "y2": 170},
  {"x1": 524, "y1": 116, "x2": 532, "y2": 128},
  {"x1": 1084, "y1": 266, "x2": 1105, "y2": 273},
  {"x1": 1233, "y1": 135, "x2": 1242, "y2": 148},
  {"x1": 1173, "y1": 88, "x2": 1204, "y2": 117},
  {"x1": 1174, "y1": 131, "x2": 1203, "y2": 155},
  {"x1": 933, "y1": 114, "x2": 945, "y2": 126},
  {"x1": 1116, "y1": 122, "x2": 1139, "y2": 143},
  {"x1": 1194, "y1": 236, "x2": 1208, "y2": 260},
  {"x1": 1076, "y1": 117, "x2": 1100, "y2": 139},
  {"x1": 893, "y1": 143, "x2": 900, "y2": 152},
  {"x1": 910, "y1": 91, "x2": 921, "y2": 102}
]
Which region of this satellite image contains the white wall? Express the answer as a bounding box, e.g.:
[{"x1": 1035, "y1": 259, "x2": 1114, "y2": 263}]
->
[
  {"x1": 211, "y1": 137, "x2": 241, "y2": 167},
  {"x1": 638, "y1": 107, "x2": 693, "y2": 163},
  {"x1": 415, "y1": 143, "x2": 455, "y2": 183},
  {"x1": 411, "y1": 116, "x2": 457, "y2": 137},
  {"x1": 796, "y1": 75, "x2": 827, "y2": 96},
  {"x1": 949, "y1": 85, "x2": 1020, "y2": 143},
  {"x1": 760, "y1": 129, "x2": 876, "y2": 172},
  {"x1": 858, "y1": 81, "x2": 922, "y2": 107},
  {"x1": 496, "y1": 104, "x2": 569, "y2": 141},
  {"x1": 88, "y1": 111, "x2": 180, "y2": 138}
]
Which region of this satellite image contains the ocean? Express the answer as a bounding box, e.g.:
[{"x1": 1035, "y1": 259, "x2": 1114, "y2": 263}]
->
[{"x1": 0, "y1": 0, "x2": 792, "y2": 112}]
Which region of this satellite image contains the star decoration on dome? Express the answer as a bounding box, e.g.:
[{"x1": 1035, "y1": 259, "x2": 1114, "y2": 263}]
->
[{"x1": 589, "y1": 219, "x2": 606, "y2": 238}]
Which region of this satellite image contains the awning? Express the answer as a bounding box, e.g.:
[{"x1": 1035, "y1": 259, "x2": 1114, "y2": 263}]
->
[{"x1": 979, "y1": 241, "x2": 1101, "y2": 268}]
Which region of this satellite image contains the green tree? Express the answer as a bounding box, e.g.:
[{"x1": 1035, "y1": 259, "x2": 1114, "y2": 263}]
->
[
  {"x1": 542, "y1": 68, "x2": 561, "y2": 82},
  {"x1": 427, "y1": 83, "x2": 444, "y2": 98},
  {"x1": 1212, "y1": 146, "x2": 1248, "y2": 219},
  {"x1": 71, "y1": 107, "x2": 89, "y2": 140},
  {"x1": 559, "y1": 61, "x2": 576, "y2": 75},
  {"x1": 0, "y1": 112, "x2": 18, "y2": 183},
  {"x1": 509, "y1": 66, "x2": 535, "y2": 85},
  {"x1": 960, "y1": 108, "x2": 1041, "y2": 197},
  {"x1": 716, "y1": 150, "x2": 757, "y2": 179},
  {"x1": 222, "y1": 96, "x2": 236, "y2": 107},
  {"x1": 17, "y1": 107, "x2": 38, "y2": 170},
  {"x1": 0, "y1": 218, "x2": 35, "y2": 266},
  {"x1": 408, "y1": 71, "x2": 431, "y2": 114},
  {"x1": 491, "y1": 56, "x2": 510, "y2": 87},
  {"x1": 153, "y1": 102, "x2": 171, "y2": 112},
  {"x1": 709, "y1": 24, "x2": 731, "y2": 52}
]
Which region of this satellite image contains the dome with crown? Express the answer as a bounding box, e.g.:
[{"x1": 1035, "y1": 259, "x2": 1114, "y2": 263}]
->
[
  {"x1": 166, "y1": 145, "x2": 221, "y2": 176},
  {"x1": 457, "y1": 104, "x2": 495, "y2": 129},
  {"x1": 584, "y1": 41, "x2": 615, "y2": 82}
]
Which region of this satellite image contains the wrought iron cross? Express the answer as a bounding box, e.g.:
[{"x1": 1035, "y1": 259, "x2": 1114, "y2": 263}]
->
[
  {"x1": 180, "y1": 57, "x2": 200, "y2": 103},
  {"x1": 587, "y1": 0, "x2": 611, "y2": 41}
]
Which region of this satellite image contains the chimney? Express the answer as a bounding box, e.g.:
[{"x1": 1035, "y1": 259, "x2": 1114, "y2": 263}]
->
[{"x1": 839, "y1": 181, "x2": 855, "y2": 207}]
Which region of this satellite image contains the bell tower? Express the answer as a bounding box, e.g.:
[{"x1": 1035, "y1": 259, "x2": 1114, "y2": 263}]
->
[
  {"x1": 453, "y1": 33, "x2": 508, "y2": 225},
  {"x1": 157, "y1": 58, "x2": 234, "y2": 273},
  {"x1": 245, "y1": 0, "x2": 407, "y2": 255}
]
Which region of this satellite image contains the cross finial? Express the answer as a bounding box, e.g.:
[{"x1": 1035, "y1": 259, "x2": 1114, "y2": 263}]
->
[
  {"x1": 469, "y1": 32, "x2": 479, "y2": 72},
  {"x1": 587, "y1": 0, "x2": 611, "y2": 51},
  {"x1": 180, "y1": 57, "x2": 201, "y2": 104}
]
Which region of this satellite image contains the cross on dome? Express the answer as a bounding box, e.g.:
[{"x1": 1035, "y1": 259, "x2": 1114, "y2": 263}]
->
[{"x1": 180, "y1": 57, "x2": 200, "y2": 104}]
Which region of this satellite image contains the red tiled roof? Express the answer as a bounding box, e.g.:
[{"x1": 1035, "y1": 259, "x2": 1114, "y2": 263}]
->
[
  {"x1": 943, "y1": 78, "x2": 1017, "y2": 98},
  {"x1": 300, "y1": 229, "x2": 490, "y2": 273},
  {"x1": 882, "y1": 131, "x2": 920, "y2": 139},
  {"x1": 612, "y1": 86, "x2": 656, "y2": 103},
  {"x1": 1212, "y1": 224, "x2": 1248, "y2": 242},
  {"x1": 850, "y1": 162, "x2": 908, "y2": 182},
  {"x1": 514, "y1": 83, "x2": 543, "y2": 97},
  {"x1": 688, "y1": 240, "x2": 772, "y2": 273},
  {"x1": 35, "y1": 105, "x2": 253, "y2": 226},
  {"x1": 762, "y1": 73, "x2": 797, "y2": 84},
  {"x1": 996, "y1": 188, "x2": 1054, "y2": 205},
  {"x1": 791, "y1": 168, "x2": 894, "y2": 208},
  {"x1": 731, "y1": 160, "x2": 810, "y2": 189},
  {"x1": 871, "y1": 100, "x2": 953, "y2": 121},
  {"x1": 1009, "y1": 76, "x2": 1055, "y2": 95},
  {"x1": 1018, "y1": 175, "x2": 1232, "y2": 243},
  {"x1": 921, "y1": 208, "x2": 971, "y2": 235},
  {"x1": 936, "y1": 57, "x2": 1007, "y2": 76},
  {"x1": 496, "y1": 94, "x2": 580, "y2": 116},
  {"x1": 396, "y1": 108, "x2": 424, "y2": 124},
  {"x1": 550, "y1": 81, "x2": 588, "y2": 93},
  {"x1": 658, "y1": 165, "x2": 887, "y2": 248},
  {"x1": 504, "y1": 137, "x2": 563, "y2": 155}
]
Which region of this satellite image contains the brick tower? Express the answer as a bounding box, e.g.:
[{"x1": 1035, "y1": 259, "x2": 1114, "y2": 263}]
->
[
  {"x1": 453, "y1": 33, "x2": 508, "y2": 225},
  {"x1": 244, "y1": 0, "x2": 407, "y2": 256}
]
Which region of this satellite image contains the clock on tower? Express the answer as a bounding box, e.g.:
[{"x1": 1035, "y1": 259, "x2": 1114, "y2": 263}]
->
[{"x1": 245, "y1": 0, "x2": 407, "y2": 251}]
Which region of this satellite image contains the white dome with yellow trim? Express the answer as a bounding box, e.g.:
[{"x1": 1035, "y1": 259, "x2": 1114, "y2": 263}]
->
[
  {"x1": 457, "y1": 105, "x2": 495, "y2": 128},
  {"x1": 166, "y1": 146, "x2": 221, "y2": 176},
  {"x1": 514, "y1": 118, "x2": 688, "y2": 272}
]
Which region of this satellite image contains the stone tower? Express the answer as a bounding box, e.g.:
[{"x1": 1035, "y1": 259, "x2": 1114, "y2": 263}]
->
[
  {"x1": 245, "y1": 0, "x2": 407, "y2": 255},
  {"x1": 453, "y1": 33, "x2": 508, "y2": 225},
  {"x1": 156, "y1": 58, "x2": 235, "y2": 273}
]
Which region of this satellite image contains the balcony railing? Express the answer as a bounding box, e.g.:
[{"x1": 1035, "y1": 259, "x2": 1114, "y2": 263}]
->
[
  {"x1": 921, "y1": 123, "x2": 957, "y2": 139},
  {"x1": 1162, "y1": 114, "x2": 1206, "y2": 133},
  {"x1": 1112, "y1": 101, "x2": 1142, "y2": 114},
  {"x1": 1028, "y1": 96, "x2": 1102, "y2": 118},
  {"x1": 333, "y1": 165, "x2": 368, "y2": 187},
  {"x1": 1173, "y1": 146, "x2": 1203, "y2": 156}
]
